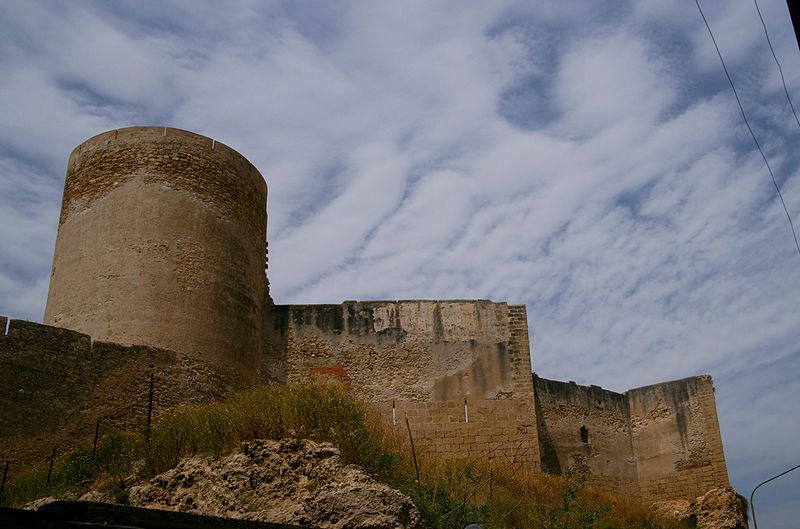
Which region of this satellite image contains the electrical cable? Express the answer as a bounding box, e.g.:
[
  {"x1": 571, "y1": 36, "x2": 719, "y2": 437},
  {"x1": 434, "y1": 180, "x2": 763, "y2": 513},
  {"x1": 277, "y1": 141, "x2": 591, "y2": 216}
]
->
[
  {"x1": 753, "y1": 0, "x2": 800, "y2": 129},
  {"x1": 694, "y1": 0, "x2": 800, "y2": 256}
]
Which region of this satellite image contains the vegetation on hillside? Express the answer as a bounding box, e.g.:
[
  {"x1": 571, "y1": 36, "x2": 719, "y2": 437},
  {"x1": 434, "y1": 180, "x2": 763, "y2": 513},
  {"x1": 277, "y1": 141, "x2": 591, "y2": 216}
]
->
[{"x1": 2, "y1": 383, "x2": 682, "y2": 529}]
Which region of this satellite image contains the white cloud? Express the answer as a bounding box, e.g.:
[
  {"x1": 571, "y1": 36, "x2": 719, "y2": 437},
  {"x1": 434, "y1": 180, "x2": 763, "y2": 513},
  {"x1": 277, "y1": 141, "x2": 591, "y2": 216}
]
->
[
  {"x1": 556, "y1": 33, "x2": 674, "y2": 134},
  {"x1": 0, "y1": 156, "x2": 60, "y2": 320}
]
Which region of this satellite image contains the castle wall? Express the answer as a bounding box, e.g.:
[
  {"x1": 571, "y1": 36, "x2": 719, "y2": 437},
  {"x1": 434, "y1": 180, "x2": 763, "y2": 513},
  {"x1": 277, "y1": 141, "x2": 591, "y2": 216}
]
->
[
  {"x1": 533, "y1": 376, "x2": 639, "y2": 497},
  {"x1": 628, "y1": 376, "x2": 729, "y2": 502},
  {"x1": 44, "y1": 127, "x2": 268, "y2": 381},
  {"x1": 532, "y1": 374, "x2": 729, "y2": 502},
  {"x1": 0, "y1": 317, "x2": 244, "y2": 467},
  {"x1": 3, "y1": 125, "x2": 734, "y2": 504},
  {"x1": 263, "y1": 301, "x2": 539, "y2": 467}
]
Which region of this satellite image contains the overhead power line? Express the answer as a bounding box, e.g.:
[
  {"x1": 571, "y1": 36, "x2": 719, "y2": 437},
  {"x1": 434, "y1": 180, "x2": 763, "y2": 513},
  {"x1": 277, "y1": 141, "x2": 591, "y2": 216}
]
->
[{"x1": 694, "y1": 0, "x2": 800, "y2": 257}]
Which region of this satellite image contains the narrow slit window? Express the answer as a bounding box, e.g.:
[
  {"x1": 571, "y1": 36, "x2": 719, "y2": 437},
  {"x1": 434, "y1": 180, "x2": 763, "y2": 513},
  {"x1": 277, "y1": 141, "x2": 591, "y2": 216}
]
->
[{"x1": 580, "y1": 425, "x2": 589, "y2": 444}]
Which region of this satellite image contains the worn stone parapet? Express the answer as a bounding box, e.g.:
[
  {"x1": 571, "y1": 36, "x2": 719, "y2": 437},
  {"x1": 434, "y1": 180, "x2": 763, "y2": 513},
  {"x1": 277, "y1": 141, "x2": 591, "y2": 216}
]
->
[
  {"x1": 629, "y1": 375, "x2": 729, "y2": 502},
  {"x1": 266, "y1": 300, "x2": 530, "y2": 402},
  {"x1": 533, "y1": 375, "x2": 640, "y2": 497},
  {"x1": 533, "y1": 374, "x2": 730, "y2": 502},
  {"x1": 507, "y1": 305, "x2": 534, "y2": 402},
  {"x1": 0, "y1": 316, "x2": 243, "y2": 467},
  {"x1": 263, "y1": 300, "x2": 541, "y2": 469},
  {"x1": 61, "y1": 127, "x2": 266, "y2": 233}
]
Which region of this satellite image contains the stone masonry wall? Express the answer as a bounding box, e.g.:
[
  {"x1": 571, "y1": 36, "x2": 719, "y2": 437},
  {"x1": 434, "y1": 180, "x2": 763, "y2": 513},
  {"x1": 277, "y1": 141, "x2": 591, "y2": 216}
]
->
[
  {"x1": 3, "y1": 305, "x2": 728, "y2": 504},
  {"x1": 533, "y1": 376, "x2": 639, "y2": 497},
  {"x1": 262, "y1": 300, "x2": 540, "y2": 468},
  {"x1": 45, "y1": 127, "x2": 268, "y2": 381},
  {"x1": 533, "y1": 374, "x2": 729, "y2": 502},
  {"x1": 59, "y1": 127, "x2": 266, "y2": 239},
  {"x1": 0, "y1": 317, "x2": 245, "y2": 468},
  {"x1": 628, "y1": 376, "x2": 729, "y2": 503},
  {"x1": 384, "y1": 399, "x2": 538, "y2": 468}
]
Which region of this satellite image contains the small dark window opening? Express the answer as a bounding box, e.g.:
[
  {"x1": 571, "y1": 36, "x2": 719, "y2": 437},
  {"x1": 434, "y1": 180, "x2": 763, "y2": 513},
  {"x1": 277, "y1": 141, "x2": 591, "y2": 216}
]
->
[{"x1": 580, "y1": 425, "x2": 589, "y2": 444}]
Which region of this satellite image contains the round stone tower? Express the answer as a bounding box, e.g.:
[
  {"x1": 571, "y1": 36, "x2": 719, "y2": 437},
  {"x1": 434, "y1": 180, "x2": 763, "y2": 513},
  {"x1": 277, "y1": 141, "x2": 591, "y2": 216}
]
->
[{"x1": 44, "y1": 127, "x2": 268, "y2": 381}]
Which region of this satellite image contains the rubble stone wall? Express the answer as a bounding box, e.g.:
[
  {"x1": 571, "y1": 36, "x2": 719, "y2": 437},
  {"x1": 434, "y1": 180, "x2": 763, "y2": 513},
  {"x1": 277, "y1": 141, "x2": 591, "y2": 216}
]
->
[
  {"x1": 0, "y1": 317, "x2": 244, "y2": 467},
  {"x1": 533, "y1": 376, "x2": 639, "y2": 497},
  {"x1": 629, "y1": 376, "x2": 729, "y2": 502},
  {"x1": 263, "y1": 300, "x2": 540, "y2": 468},
  {"x1": 533, "y1": 374, "x2": 730, "y2": 502}
]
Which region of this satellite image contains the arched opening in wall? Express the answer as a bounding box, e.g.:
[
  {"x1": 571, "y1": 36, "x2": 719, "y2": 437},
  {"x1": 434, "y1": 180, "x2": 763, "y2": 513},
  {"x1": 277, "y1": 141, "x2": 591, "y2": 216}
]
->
[{"x1": 580, "y1": 425, "x2": 589, "y2": 444}]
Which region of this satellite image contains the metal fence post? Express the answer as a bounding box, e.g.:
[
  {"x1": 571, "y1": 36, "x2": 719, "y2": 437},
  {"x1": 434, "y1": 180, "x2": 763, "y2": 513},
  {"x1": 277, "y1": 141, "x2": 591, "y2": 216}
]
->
[
  {"x1": 46, "y1": 445, "x2": 56, "y2": 487},
  {"x1": 0, "y1": 460, "x2": 9, "y2": 503},
  {"x1": 405, "y1": 417, "x2": 421, "y2": 499},
  {"x1": 92, "y1": 420, "x2": 101, "y2": 457},
  {"x1": 146, "y1": 371, "x2": 154, "y2": 443}
]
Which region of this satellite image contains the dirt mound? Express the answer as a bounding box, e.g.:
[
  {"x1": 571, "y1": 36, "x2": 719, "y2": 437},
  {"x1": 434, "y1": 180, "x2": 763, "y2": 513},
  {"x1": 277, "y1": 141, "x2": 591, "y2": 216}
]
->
[
  {"x1": 128, "y1": 438, "x2": 420, "y2": 529},
  {"x1": 652, "y1": 487, "x2": 746, "y2": 529}
]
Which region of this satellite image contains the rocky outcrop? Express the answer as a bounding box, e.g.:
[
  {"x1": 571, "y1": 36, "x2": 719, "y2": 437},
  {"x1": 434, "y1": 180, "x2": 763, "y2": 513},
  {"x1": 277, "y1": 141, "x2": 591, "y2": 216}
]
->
[
  {"x1": 23, "y1": 496, "x2": 56, "y2": 510},
  {"x1": 652, "y1": 487, "x2": 746, "y2": 529},
  {"x1": 651, "y1": 499, "x2": 693, "y2": 522},
  {"x1": 128, "y1": 439, "x2": 420, "y2": 529},
  {"x1": 693, "y1": 487, "x2": 747, "y2": 529}
]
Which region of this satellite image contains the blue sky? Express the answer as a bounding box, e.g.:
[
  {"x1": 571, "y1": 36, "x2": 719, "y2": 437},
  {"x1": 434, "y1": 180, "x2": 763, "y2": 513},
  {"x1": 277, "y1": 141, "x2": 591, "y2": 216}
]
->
[{"x1": 1, "y1": 0, "x2": 798, "y2": 526}]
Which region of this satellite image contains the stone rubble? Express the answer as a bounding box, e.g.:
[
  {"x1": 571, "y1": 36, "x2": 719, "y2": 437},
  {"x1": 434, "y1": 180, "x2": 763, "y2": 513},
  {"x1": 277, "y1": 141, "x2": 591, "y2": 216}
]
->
[
  {"x1": 128, "y1": 438, "x2": 421, "y2": 529},
  {"x1": 652, "y1": 487, "x2": 746, "y2": 529}
]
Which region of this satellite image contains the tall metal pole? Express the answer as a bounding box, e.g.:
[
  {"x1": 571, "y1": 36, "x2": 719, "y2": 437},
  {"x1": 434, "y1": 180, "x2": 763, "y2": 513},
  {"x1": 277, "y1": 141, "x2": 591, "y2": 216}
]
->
[
  {"x1": 750, "y1": 462, "x2": 800, "y2": 529},
  {"x1": 787, "y1": 1, "x2": 800, "y2": 52}
]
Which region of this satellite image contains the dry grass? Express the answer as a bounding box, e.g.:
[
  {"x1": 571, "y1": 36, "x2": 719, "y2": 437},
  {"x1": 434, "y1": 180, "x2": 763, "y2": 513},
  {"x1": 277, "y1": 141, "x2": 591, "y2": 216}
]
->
[
  {"x1": 407, "y1": 453, "x2": 683, "y2": 529},
  {"x1": 1, "y1": 383, "x2": 684, "y2": 529},
  {"x1": 144, "y1": 382, "x2": 407, "y2": 478}
]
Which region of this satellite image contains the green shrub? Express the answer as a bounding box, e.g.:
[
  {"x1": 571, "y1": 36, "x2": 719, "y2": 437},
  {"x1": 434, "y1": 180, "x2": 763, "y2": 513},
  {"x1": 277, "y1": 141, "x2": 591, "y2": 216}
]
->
[{"x1": 0, "y1": 430, "x2": 145, "y2": 507}]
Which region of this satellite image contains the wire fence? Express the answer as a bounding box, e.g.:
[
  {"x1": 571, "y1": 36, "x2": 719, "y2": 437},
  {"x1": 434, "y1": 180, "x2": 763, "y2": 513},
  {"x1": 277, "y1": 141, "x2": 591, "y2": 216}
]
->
[{"x1": 0, "y1": 368, "x2": 159, "y2": 505}]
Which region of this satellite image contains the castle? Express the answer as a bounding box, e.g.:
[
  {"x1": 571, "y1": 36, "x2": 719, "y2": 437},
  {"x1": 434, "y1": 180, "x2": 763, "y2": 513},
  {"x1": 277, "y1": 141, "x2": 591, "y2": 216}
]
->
[{"x1": 0, "y1": 127, "x2": 729, "y2": 504}]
